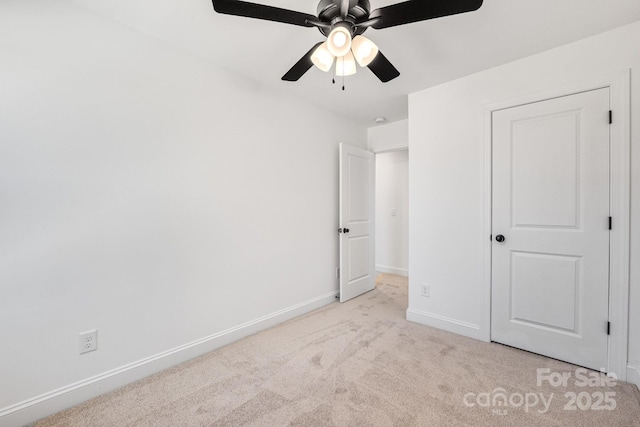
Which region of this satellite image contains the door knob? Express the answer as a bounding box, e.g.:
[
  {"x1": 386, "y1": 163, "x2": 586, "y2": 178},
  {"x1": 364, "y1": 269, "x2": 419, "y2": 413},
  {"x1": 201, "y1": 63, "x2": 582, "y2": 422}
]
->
[
  {"x1": 495, "y1": 234, "x2": 505, "y2": 242},
  {"x1": 338, "y1": 228, "x2": 350, "y2": 234},
  {"x1": 344, "y1": 228, "x2": 350, "y2": 233}
]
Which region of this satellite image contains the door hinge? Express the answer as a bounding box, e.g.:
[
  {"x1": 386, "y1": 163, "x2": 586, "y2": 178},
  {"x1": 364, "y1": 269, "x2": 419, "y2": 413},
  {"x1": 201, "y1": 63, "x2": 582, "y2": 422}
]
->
[
  {"x1": 609, "y1": 110, "x2": 613, "y2": 124},
  {"x1": 490, "y1": 234, "x2": 492, "y2": 241},
  {"x1": 607, "y1": 321, "x2": 611, "y2": 335},
  {"x1": 609, "y1": 216, "x2": 612, "y2": 230}
]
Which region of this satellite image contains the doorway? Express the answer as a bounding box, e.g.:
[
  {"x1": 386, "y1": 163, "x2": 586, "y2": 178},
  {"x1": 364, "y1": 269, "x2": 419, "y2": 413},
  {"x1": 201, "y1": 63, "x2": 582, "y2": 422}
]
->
[
  {"x1": 375, "y1": 149, "x2": 409, "y2": 278},
  {"x1": 338, "y1": 144, "x2": 409, "y2": 310}
]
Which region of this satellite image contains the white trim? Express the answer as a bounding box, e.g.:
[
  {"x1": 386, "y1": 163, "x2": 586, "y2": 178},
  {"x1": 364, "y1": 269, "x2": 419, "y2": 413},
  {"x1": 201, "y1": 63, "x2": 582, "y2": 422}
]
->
[
  {"x1": 406, "y1": 308, "x2": 482, "y2": 340},
  {"x1": 0, "y1": 291, "x2": 338, "y2": 427},
  {"x1": 482, "y1": 68, "x2": 631, "y2": 381},
  {"x1": 626, "y1": 364, "x2": 640, "y2": 388},
  {"x1": 484, "y1": 70, "x2": 618, "y2": 112},
  {"x1": 605, "y1": 70, "x2": 631, "y2": 381},
  {"x1": 480, "y1": 107, "x2": 493, "y2": 343},
  {"x1": 375, "y1": 264, "x2": 408, "y2": 276},
  {"x1": 370, "y1": 144, "x2": 409, "y2": 154}
]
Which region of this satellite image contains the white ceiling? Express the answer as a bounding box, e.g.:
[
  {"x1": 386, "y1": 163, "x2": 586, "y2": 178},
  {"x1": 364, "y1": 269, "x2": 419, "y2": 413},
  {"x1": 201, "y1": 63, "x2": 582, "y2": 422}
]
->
[{"x1": 69, "y1": 0, "x2": 640, "y2": 126}]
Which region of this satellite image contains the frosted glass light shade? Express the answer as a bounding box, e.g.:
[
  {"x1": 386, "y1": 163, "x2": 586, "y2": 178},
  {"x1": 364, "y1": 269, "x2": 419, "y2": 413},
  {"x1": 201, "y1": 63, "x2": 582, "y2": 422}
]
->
[
  {"x1": 327, "y1": 25, "x2": 352, "y2": 57},
  {"x1": 335, "y1": 51, "x2": 357, "y2": 76},
  {"x1": 351, "y1": 35, "x2": 379, "y2": 67},
  {"x1": 311, "y1": 42, "x2": 334, "y2": 72}
]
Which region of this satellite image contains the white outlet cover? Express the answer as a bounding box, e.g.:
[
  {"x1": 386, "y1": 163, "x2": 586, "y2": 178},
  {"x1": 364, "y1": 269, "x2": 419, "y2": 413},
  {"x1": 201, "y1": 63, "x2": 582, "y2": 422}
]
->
[
  {"x1": 421, "y1": 284, "x2": 430, "y2": 297},
  {"x1": 79, "y1": 329, "x2": 98, "y2": 354}
]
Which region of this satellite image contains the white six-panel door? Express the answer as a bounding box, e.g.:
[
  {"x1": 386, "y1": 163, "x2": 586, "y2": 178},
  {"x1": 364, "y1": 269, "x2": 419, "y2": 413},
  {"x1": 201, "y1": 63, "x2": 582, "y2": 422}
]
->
[
  {"x1": 339, "y1": 143, "x2": 375, "y2": 302},
  {"x1": 491, "y1": 88, "x2": 610, "y2": 370}
]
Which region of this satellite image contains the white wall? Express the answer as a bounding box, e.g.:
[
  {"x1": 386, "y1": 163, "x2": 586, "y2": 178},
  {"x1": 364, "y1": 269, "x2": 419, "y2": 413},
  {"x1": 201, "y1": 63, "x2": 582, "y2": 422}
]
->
[
  {"x1": 367, "y1": 119, "x2": 408, "y2": 153},
  {"x1": 375, "y1": 151, "x2": 409, "y2": 276},
  {"x1": 0, "y1": 1, "x2": 366, "y2": 424},
  {"x1": 408, "y1": 20, "x2": 640, "y2": 386}
]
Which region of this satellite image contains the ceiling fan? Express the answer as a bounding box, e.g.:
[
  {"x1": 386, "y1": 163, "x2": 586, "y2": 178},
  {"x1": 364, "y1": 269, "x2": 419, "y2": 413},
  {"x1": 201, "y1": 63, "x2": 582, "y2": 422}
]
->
[{"x1": 211, "y1": 0, "x2": 483, "y2": 83}]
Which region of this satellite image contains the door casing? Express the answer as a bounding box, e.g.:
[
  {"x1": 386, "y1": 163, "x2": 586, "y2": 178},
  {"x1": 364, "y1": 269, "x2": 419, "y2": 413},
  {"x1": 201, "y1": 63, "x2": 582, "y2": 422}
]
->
[{"x1": 481, "y1": 69, "x2": 631, "y2": 380}]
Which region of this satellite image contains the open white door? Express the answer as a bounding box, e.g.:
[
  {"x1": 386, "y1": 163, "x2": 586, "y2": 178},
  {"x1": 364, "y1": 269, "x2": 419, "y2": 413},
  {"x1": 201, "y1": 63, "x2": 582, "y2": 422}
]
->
[{"x1": 339, "y1": 143, "x2": 375, "y2": 302}]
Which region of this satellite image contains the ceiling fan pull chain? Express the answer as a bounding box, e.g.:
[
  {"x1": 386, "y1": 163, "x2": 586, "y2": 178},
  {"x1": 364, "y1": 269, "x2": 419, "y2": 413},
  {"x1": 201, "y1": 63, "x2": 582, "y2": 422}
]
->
[{"x1": 342, "y1": 73, "x2": 345, "y2": 91}]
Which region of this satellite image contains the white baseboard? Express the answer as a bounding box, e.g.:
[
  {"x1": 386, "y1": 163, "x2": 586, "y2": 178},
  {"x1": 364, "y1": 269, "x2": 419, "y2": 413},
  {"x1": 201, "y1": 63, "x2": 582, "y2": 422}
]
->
[
  {"x1": 626, "y1": 364, "x2": 640, "y2": 389},
  {"x1": 406, "y1": 308, "x2": 482, "y2": 340},
  {"x1": 375, "y1": 264, "x2": 408, "y2": 277},
  {"x1": 0, "y1": 291, "x2": 338, "y2": 427}
]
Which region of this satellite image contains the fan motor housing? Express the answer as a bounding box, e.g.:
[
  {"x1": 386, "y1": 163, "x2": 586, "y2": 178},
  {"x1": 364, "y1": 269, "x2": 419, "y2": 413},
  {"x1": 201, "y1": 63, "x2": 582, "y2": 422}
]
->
[{"x1": 316, "y1": 0, "x2": 371, "y2": 36}]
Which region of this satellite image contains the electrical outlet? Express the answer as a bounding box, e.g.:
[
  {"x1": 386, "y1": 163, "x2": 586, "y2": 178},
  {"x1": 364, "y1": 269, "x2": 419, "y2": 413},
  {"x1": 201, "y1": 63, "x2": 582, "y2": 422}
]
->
[
  {"x1": 79, "y1": 329, "x2": 98, "y2": 354},
  {"x1": 390, "y1": 208, "x2": 397, "y2": 216},
  {"x1": 420, "y1": 284, "x2": 430, "y2": 298}
]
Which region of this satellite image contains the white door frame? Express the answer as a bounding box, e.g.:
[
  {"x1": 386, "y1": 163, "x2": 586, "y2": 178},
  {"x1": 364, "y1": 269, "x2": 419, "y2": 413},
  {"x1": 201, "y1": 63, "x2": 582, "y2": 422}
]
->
[{"x1": 481, "y1": 69, "x2": 631, "y2": 380}]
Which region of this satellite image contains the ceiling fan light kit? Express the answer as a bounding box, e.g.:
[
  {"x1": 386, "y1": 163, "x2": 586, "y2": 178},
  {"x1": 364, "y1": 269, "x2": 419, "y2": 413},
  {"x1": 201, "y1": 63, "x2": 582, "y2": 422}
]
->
[
  {"x1": 351, "y1": 35, "x2": 378, "y2": 67},
  {"x1": 310, "y1": 37, "x2": 377, "y2": 78},
  {"x1": 326, "y1": 23, "x2": 353, "y2": 57},
  {"x1": 211, "y1": 0, "x2": 483, "y2": 84},
  {"x1": 310, "y1": 41, "x2": 335, "y2": 72},
  {"x1": 336, "y1": 51, "x2": 357, "y2": 76}
]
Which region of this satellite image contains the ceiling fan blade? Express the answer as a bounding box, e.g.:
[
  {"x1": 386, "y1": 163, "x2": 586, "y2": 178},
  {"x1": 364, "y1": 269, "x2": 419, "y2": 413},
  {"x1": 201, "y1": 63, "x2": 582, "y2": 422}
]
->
[
  {"x1": 370, "y1": 0, "x2": 483, "y2": 30},
  {"x1": 212, "y1": 0, "x2": 317, "y2": 27},
  {"x1": 367, "y1": 51, "x2": 400, "y2": 83},
  {"x1": 282, "y1": 42, "x2": 323, "y2": 82}
]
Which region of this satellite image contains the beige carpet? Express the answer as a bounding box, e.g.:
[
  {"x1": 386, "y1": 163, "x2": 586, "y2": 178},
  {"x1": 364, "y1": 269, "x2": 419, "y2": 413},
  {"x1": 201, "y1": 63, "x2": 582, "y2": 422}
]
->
[{"x1": 35, "y1": 274, "x2": 640, "y2": 426}]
